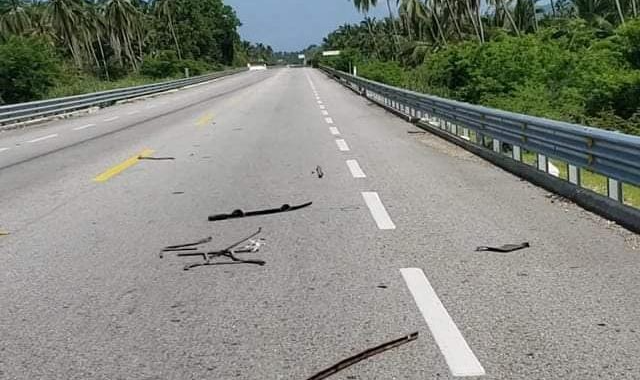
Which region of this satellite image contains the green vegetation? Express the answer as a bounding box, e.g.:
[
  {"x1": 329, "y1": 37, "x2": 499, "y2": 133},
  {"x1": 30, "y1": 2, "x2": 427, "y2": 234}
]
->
[
  {"x1": 0, "y1": 36, "x2": 61, "y2": 103},
  {"x1": 318, "y1": 0, "x2": 640, "y2": 136},
  {"x1": 0, "y1": 0, "x2": 278, "y2": 104}
]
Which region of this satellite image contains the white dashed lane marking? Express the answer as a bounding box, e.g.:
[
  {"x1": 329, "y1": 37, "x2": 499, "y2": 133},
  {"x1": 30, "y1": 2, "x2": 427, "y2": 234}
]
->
[
  {"x1": 319, "y1": 105, "x2": 326, "y2": 110},
  {"x1": 400, "y1": 268, "x2": 485, "y2": 377},
  {"x1": 127, "y1": 110, "x2": 140, "y2": 115},
  {"x1": 324, "y1": 117, "x2": 334, "y2": 124},
  {"x1": 321, "y1": 110, "x2": 329, "y2": 116},
  {"x1": 73, "y1": 124, "x2": 96, "y2": 131},
  {"x1": 329, "y1": 127, "x2": 340, "y2": 136},
  {"x1": 103, "y1": 116, "x2": 120, "y2": 122},
  {"x1": 335, "y1": 139, "x2": 350, "y2": 152},
  {"x1": 361, "y1": 192, "x2": 396, "y2": 230},
  {"x1": 0, "y1": 147, "x2": 9, "y2": 153},
  {"x1": 27, "y1": 134, "x2": 58, "y2": 144},
  {"x1": 346, "y1": 160, "x2": 366, "y2": 178}
]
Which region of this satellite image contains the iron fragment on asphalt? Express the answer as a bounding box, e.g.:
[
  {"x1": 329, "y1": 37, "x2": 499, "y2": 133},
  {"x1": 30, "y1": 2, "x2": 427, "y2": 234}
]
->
[
  {"x1": 138, "y1": 156, "x2": 176, "y2": 161},
  {"x1": 208, "y1": 201, "x2": 312, "y2": 221},
  {"x1": 475, "y1": 242, "x2": 530, "y2": 253},
  {"x1": 160, "y1": 228, "x2": 266, "y2": 270},
  {"x1": 305, "y1": 332, "x2": 419, "y2": 380},
  {"x1": 313, "y1": 165, "x2": 324, "y2": 178}
]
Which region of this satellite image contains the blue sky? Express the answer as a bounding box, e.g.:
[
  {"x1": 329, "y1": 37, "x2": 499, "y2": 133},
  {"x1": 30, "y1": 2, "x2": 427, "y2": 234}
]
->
[{"x1": 224, "y1": 0, "x2": 388, "y2": 52}]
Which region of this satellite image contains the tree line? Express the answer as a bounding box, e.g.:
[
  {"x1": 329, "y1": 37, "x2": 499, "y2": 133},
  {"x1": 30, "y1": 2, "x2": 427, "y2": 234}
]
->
[
  {"x1": 0, "y1": 0, "x2": 278, "y2": 104},
  {"x1": 316, "y1": 0, "x2": 640, "y2": 135}
]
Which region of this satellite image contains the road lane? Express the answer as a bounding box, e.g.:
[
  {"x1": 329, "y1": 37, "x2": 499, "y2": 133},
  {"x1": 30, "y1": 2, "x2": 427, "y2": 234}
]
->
[
  {"x1": 0, "y1": 70, "x2": 272, "y2": 172},
  {"x1": 0, "y1": 68, "x2": 451, "y2": 379},
  {"x1": 307, "y1": 68, "x2": 640, "y2": 379},
  {"x1": 0, "y1": 67, "x2": 638, "y2": 380}
]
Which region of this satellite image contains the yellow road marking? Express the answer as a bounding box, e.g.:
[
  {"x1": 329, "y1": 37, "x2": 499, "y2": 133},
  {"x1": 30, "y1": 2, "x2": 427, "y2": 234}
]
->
[
  {"x1": 93, "y1": 149, "x2": 154, "y2": 182},
  {"x1": 196, "y1": 113, "x2": 214, "y2": 127}
]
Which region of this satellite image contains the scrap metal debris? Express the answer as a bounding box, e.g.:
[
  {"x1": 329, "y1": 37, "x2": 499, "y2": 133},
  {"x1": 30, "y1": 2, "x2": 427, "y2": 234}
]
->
[
  {"x1": 476, "y1": 242, "x2": 530, "y2": 253},
  {"x1": 0, "y1": 230, "x2": 9, "y2": 236},
  {"x1": 208, "y1": 201, "x2": 312, "y2": 222},
  {"x1": 313, "y1": 166, "x2": 324, "y2": 178},
  {"x1": 407, "y1": 130, "x2": 426, "y2": 134},
  {"x1": 160, "y1": 228, "x2": 266, "y2": 270},
  {"x1": 138, "y1": 156, "x2": 176, "y2": 160},
  {"x1": 305, "y1": 332, "x2": 419, "y2": 380}
]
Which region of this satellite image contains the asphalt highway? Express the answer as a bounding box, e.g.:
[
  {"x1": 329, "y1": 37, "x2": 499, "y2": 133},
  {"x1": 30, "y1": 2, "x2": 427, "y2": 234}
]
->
[{"x1": 0, "y1": 68, "x2": 638, "y2": 379}]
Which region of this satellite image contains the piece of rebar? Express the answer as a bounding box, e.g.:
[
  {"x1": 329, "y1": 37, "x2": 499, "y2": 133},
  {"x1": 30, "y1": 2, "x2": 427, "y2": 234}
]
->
[
  {"x1": 476, "y1": 242, "x2": 530, "y2": 253},
  {"x1": 305, "y1": 332, "x2": 419, "y2": 380},
  {"x1": 164, "y1": 237, "x2": 212, "y2": 250},
  {"x1": 208, "y1": 202, "x2": 312, "y2": 222},
  {"x1": 162, "y1": 247, "x2": 199, "y2": 252},
  {"x1": 138, "y1": 156, "x2": 175, "y2": 160}
]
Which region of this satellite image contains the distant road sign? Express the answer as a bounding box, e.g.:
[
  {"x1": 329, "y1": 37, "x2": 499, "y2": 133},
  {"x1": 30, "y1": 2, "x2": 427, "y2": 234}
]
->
[
  {"x1": 322, "y1": 50, "x2": 341, "y2": 57},
  {"x1": 298, "y1": 54, "x2": 305, "y2": 59}
]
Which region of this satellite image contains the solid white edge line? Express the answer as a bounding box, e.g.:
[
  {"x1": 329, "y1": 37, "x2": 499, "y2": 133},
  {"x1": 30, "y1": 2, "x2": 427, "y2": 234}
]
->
[
  {"x1": 26, "y1": 134, "x2": 58, "y2": 143},
  {"x1": 346, "y1": 159, "x2": 366, "y2": 178},
  {"x1": 329, "y1": 127, "x2": 340, "y2": 136},
  {"x1": 103, "y1": 116, "x2": 119, "y2": 122},
  {"x1": 73, "y1": 123, "x2": 96, "y2": 131},
  {"x1": 361, "y1": 192, "x2": 396, "y2": 230},
  {"x1": 400, "y1": 268, "x2": 486, "y2": 377},
  {"x1": 335, "y1": 139, "x2": 350, "y2": 152},
  {"x1": 324, "y1": 117, "x2": 334, "y2": 124},
  {"x1": 0, "y1": 147, "x2": 9, "y2": 153}
]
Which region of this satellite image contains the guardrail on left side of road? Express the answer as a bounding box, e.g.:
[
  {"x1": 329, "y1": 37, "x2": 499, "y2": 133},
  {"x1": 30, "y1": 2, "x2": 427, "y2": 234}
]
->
[{"x1": 0, "y1": 68, "x2": 247, "y2": 128}]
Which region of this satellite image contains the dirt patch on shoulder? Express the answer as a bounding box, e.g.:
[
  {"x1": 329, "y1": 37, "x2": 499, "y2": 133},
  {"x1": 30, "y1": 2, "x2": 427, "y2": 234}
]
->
[{"x1": 414, "y1": 132, "x2": 482, "y2": 162}]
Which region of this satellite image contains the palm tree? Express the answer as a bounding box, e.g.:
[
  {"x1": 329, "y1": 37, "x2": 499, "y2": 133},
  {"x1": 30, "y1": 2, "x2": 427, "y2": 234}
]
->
[
  {"x1": 614, "y1": 0, "x2": 625, "y2": 23},
  {"x1": 514, "y1": 0, "x2": 539, "y2": 32},
  {"x1": 0, "y1": 0, "x2": 32, "y2": 38},
  {"x1": 573, "y1": 0, "x2": 616, "y2": 23},
  {"x1": 489, "y1": 0, "x2": 521, "y2": 35},
  {"x1": 84, "y1": 2, "x2": 110, "y2": 79},
  {"x1": 104, "y1": 0, "x2": 143, "y2": 70},
  {"x1": 25, "y1": 1, "x2": 54, "y2": 40},
  {"x1": 351, "y1": 0, "x2": 401, "y2": 58},
  {"x1": 424, "y1": 0, "x2": 448, "y2": 45},
  {"x1": 155, "y1": 0, "x2": 182, "y2": 60},
  {"x1": 397, "y1": 0, "x2": 428, "y2": 40},
  {"x1": 47, "y1": 0, "x2": 87, "y2": 67},
  {"x1": 461, "y1": 0, "x2": 485, "y2": 43}
]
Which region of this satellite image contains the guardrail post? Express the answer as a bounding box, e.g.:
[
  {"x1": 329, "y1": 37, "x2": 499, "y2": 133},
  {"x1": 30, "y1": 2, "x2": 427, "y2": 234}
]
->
[
  {"x1": 513, "y1": 146, "x2": 522, "y2": 161},
  {"x1": 568, "y1": 165, "x2": 580, "y2": 185},
  {"x1": 608, "y1": 179, "x2": 622, "y2": 202},
  {"x1": 537, "y1": 154, "x2": 548, "y2": 172},
  {"x1": 493, "y1": 139, "x2": 501, "y2": 153}
]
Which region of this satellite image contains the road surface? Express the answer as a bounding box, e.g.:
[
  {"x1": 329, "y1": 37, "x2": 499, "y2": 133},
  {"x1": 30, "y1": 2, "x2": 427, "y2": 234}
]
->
[{"x1": 1, "y1": 68, "x2": 639, "y2": 379}]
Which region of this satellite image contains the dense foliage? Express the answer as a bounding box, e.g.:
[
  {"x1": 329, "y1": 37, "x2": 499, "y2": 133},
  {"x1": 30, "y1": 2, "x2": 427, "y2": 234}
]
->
[
  {"x1": 319, "y1": 0, "x2": 640, "y2": 135},
  {"x1": 0, "y1": 0, "x2": 277, "y2": 104},
  {"x1": 0, "y1": 36, "x2": 61, "y2": 103}
]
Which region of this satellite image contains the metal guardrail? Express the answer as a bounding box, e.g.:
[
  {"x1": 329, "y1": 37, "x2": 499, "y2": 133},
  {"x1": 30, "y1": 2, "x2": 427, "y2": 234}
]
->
[
  {"x1": 0, "y1": 68, "x2": 247, "y2": 127},
  {"x1": 321, "y1": 65, "x2": 640, "y2": 214}
]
